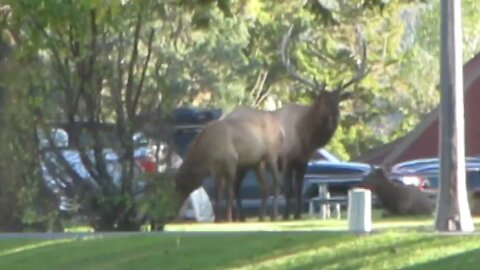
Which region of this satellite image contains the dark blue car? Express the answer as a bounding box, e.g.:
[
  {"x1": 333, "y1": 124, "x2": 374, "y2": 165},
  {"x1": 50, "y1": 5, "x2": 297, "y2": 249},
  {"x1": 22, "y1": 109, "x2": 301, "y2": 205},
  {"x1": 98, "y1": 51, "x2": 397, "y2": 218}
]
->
[
  {"x1": 391, "y1": 157, "x2": 480, "y2": 191},
  {"x1": 302, "y1": 160, "x2": 372, "y2": 198},
  {"x1": 407, "y1": 162, "x2": 480, "y2": 192}
]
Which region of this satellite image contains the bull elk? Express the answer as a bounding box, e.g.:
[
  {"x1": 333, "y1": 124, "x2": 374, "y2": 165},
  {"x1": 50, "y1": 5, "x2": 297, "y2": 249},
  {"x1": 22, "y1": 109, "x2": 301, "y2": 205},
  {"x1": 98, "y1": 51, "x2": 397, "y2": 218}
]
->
[
  {"x1": 175, "y1": 109, "x2": 284, "y2": 222},
  {"x1": 277, "y1": 24, "x2": 368, "y2": 220},
  {"x1": 357, "y1": 167, "x2": 435, "y2": 216}
]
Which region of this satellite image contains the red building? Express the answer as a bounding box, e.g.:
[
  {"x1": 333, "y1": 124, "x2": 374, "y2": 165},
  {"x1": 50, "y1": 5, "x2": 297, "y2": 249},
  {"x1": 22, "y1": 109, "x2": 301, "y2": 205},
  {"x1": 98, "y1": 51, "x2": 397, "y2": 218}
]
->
[{"x1": 356, "y1": 53, "x2": 480, "y2": 166}]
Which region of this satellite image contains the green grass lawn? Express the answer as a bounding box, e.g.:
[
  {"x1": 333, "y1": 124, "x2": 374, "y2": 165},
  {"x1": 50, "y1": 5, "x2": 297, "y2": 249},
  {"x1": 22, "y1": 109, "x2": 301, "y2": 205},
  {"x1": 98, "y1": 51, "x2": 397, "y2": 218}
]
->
[{"x1": 2, "y1": 217, "x2": 480, "y2": 270}]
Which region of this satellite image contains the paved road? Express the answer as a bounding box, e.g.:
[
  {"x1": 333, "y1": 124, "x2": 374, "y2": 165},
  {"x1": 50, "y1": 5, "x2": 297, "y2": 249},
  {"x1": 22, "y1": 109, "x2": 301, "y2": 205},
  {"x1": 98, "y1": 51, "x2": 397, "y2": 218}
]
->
[{"x1": 0, "y1": 229, "x2": 349, "y2": 239}]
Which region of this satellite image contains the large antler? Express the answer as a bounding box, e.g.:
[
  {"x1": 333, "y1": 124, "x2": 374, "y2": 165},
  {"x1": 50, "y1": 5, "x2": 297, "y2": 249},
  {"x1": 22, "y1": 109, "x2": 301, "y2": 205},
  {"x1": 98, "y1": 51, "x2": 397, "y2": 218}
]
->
[
  {"x1": 337, "y1": 25, "x2": 368, "y2": 91},
  {"x1": 280, "y1": 24, "x2": 325, "y2": 91}
]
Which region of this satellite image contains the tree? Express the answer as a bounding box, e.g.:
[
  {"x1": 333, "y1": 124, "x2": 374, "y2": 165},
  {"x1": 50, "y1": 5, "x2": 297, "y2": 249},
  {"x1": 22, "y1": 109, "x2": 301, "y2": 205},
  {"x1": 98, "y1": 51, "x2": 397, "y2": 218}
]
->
[
  {"x1": 435, "y1": 0, "x2": 474, "y2": 232},
  {"x1": 4, "y1": 0, "x2": 180, "y2": 231}
]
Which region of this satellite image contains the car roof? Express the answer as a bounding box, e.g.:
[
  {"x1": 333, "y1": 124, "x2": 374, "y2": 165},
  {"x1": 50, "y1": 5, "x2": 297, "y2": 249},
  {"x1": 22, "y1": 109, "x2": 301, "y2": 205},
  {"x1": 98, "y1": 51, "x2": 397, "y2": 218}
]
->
[
  {"x1": 412, "y1": 162, "x2": 480, "y2": 173},
  {"x1": 307, "y1": 160, "x2": 372, "y2": 171},
  {"x1": 316, "y1": 149, "x2": 341, "y2": 162},
  {"x1": 392, "y1": 157, "x2": 480, "y2": 172}
]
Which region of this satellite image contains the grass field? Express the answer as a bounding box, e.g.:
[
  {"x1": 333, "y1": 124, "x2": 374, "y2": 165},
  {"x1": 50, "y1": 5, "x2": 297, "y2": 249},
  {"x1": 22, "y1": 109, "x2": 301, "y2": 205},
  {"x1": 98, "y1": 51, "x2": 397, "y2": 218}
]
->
[{"x1": 2, "y1": 217, "x2": 480, "y2": 270}]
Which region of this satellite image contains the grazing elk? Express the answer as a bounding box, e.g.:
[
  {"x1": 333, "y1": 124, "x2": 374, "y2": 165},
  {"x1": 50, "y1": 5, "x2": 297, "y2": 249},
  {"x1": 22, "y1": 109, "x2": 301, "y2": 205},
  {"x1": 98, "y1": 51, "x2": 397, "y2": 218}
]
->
[
  {"x1": 277, "y1": 24, "x2": 368, "y2": 220},
  {"x1": 175, "y1": 110, "x2": 284, "y2": 222},
  {"x1": 357, "y1": 167, "x2": 435, "y2": 216},
  {"x1": 221, "y1": 106, "x2": 285, "y2": 221}
]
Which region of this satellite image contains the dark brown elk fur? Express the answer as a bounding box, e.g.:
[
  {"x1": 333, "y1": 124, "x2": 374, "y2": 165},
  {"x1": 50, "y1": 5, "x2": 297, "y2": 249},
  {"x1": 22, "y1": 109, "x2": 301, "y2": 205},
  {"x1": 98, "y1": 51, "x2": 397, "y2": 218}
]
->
[
  {"x1": 278, "y1": 24, "x2": 368, "y2": 219},
  {"x1": 175, "y1": 110, "x2": 284, "y2": 222},
  {"x1": 357, "y1": 167, "x2": 435, "y2": 216},
  {"x1": 469, "y1": 189, "x2": 480, "y2": 216}
]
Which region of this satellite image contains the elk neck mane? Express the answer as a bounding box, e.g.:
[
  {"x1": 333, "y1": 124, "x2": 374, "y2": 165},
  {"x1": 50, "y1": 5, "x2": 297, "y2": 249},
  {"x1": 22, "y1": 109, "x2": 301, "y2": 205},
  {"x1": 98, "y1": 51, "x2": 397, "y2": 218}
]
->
[{"x1": 298, "y1": 100, "x2": 340, "y2": 153}]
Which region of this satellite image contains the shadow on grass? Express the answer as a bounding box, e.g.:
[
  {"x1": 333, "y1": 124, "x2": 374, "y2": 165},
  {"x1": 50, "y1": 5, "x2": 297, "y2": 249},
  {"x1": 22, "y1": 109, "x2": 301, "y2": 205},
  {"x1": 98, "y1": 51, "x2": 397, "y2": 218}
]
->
[
  {"x1": 275, "y1": 234, "x2": 436, "y2": 270},
  {"x1": 266, "y1": 230, "x2": 480, "y2": 270},
  {"x1": 399, "y1": 248, "x2": 480, "y2": 270}
]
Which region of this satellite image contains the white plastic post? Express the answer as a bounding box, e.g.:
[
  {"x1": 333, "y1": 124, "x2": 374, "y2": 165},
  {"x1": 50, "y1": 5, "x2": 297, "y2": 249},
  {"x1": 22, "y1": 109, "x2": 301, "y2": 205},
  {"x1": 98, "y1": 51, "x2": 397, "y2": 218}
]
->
[
  {"x1": 348, "y1": 188, "x2": 372, "y2": 233},
  {"x1": 318, "y1": 184, "x2": 331, "y2": 219},
  {"x1": 334, "y1": 203, "x2": 341, "y2": 220},
  {"x1": 309, "y1": 200, "x2": 314, "y2": 217}
]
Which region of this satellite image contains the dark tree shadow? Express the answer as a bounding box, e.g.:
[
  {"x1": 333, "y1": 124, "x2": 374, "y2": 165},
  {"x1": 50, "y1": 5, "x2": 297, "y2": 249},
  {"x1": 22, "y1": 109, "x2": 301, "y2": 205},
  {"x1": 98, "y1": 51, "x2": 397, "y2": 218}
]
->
[{"x1": 399, "y1": 248, "x2": 480, "y2": 270}]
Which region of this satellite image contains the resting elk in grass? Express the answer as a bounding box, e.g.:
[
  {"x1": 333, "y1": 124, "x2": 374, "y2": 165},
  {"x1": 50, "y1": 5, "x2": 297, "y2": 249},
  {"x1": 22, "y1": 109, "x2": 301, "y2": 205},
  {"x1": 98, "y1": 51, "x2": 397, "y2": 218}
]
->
[
  {"x1": 277, "y1": 24, "x2": 368, "y2": 220},
  {"x1": 357, "y1": 167, "x2": 435, "y2": 216},
  {"x1": 469, "y1": 189, "x2": 480, "y2": 216},
  {"x1": 175, "y1": 109, "x2": 284, "y2": 222}
]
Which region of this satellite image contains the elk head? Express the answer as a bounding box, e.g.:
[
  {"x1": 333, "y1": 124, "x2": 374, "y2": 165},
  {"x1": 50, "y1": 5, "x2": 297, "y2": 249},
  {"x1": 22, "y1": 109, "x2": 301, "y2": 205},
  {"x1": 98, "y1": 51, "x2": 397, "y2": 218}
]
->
[
  {"x1": 356, "y1": 165, "x2": 387, "y2": 190},
  {"x1": 280, "y1": 24, "x2": 368, "y2": 120}
]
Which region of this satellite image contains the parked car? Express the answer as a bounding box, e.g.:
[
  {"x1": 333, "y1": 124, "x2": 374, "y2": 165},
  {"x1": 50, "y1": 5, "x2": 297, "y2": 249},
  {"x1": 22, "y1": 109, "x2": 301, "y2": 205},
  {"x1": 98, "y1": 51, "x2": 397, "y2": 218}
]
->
[
  {"x1": 390, "y1": 157, "x2": 480, "y2": 189},
  {"x1": 39, "y1": 128, "x2": 171, "y2": 212},
  {"x1": 302, "y1": 160, "x2": 373, "y2": 198},
  {"x1": 391, "y1": 157, "x2": 480, "y2": 174},
  {"x1": 405, "y1": 162, "x2": 480, "y2": 193}
]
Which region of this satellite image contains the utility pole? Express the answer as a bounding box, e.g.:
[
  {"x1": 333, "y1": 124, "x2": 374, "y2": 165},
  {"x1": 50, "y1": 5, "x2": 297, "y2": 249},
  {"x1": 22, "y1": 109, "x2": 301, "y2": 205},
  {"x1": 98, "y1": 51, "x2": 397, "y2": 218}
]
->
[{"x1": 435, "y1": 0, "x2": 474, "y2": 232}]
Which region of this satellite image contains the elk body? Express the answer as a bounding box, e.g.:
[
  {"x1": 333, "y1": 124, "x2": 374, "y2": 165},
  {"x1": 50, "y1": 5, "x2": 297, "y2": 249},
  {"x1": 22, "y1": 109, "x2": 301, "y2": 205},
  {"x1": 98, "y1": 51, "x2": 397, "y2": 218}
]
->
[
  {"x1": 469, "y1": 189, "x2": 480, "y2": 216},
  {"x1": 175, "y1": 109, "x2": 284, "y2": 222},
  {"x1": 278, "y1": 25, "x2": 368, "y2": 220},
  {"x1": 358, "y1": 167, "x2": 435, "y2": 216},
  {"x1": 221, "y1": 106, "x2": 284, "y2": 221}
]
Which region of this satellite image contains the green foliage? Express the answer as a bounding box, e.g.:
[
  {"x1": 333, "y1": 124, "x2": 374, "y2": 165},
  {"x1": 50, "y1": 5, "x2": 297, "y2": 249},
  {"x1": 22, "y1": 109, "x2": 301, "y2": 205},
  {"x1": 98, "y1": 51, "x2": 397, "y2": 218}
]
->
[{"x1": 137, "y1": 170, "x2": 178, "y2": 230}]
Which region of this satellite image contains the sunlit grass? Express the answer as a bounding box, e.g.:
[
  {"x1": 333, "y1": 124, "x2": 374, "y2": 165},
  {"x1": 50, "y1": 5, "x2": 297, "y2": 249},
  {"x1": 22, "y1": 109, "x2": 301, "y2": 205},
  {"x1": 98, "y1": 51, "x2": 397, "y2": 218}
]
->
[
  {"x1": 1, "y1": 229, "x2": 479, "y2": 270},
  {"x1": 165, "y1": 213, "x2": 480, "y2": 232},
  {"x1": 2, "y1": 214, "x2": 480, "y2": 270}
]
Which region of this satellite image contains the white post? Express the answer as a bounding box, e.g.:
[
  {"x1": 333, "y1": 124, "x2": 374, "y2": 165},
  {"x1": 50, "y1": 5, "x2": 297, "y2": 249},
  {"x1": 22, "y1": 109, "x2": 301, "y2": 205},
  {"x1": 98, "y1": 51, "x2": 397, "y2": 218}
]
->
[
  {"x1": 334, "y1": 203, "x2": 341, "y2": 220},
  {"x1": 348, "y1": 188, "x2": 372, "y2": 233},
  {"x1": 318, "y1": 184, "x2": 330, "y2": 219}
]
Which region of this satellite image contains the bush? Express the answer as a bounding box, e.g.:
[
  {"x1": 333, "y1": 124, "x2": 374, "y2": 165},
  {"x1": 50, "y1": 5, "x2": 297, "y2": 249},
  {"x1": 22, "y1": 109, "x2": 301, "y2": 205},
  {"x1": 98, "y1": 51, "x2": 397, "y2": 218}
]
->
[{"x1": 137, "y1": 170, "x2": 179, "y2": 231}]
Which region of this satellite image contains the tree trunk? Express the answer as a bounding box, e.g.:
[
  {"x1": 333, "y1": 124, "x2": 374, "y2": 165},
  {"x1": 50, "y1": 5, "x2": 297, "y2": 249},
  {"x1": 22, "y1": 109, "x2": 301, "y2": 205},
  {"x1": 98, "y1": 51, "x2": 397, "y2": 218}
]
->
[{"x1": 435, "y1": 0, "x2": 474, "y2": 232}]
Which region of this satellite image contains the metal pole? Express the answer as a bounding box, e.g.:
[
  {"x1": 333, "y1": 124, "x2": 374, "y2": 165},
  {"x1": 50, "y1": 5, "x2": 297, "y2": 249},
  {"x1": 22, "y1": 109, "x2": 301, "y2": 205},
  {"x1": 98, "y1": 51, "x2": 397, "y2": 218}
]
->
[{"x1": 435, "y1": 0, "x2": 474, "y2": 232}]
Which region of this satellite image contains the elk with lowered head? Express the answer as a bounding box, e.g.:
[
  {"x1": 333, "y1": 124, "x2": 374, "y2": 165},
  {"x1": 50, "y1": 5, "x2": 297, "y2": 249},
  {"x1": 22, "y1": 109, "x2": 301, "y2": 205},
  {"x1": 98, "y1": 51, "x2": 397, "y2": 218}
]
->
[
  {"x1": 277, "y1": 24, "x2": 368, "y2": 220},
  {"x1": 221, "y1": 106, "x2": 285, "y2": 221},
  {"x1": 175, "y1": 108, "x2": 284, "y2": 222}
]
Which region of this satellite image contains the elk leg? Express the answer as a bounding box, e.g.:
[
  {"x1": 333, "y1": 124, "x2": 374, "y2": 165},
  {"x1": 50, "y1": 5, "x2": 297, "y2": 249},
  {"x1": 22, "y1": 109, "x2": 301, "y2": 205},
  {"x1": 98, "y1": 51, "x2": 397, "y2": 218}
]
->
[
  {"x1": 225, "y1": 170, "x2": 236, "y2": 222},
  {"x1": 294, "y1": 163, "x2": 307, "y2": 220},
  {"x1": 254, "y1": 163, "x2": 268, "y2": 222},
  {"x1": 214, "y1": 175, "x2": 225, "y2": 223},
  {"x1": 282, "y1": 163, "x2": 294, "y2": 220},
  {"x1": 234, "y1": 168, "x2": 248, "y2": 222},
  {"x1": 267, "y1": 158, "x2": 281, "y2": 221}
]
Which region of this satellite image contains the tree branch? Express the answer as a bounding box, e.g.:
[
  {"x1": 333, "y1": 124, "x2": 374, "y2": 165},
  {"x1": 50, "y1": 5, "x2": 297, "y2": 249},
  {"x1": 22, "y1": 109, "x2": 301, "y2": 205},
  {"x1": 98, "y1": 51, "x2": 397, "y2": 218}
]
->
[
  {"x1": 125, "y1": 12, "x2": 142, "y2": 120},
  {"x1": 132, "y1": 28, "x2": 155, "y2": 116},
  {"x1": 18, "y1": 0, "x2": 73, "y2": 111}
]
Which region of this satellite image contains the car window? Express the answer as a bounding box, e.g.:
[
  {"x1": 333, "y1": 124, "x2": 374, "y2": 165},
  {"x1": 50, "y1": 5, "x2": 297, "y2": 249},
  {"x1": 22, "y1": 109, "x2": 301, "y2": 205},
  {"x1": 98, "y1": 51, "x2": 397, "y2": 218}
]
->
[{"x1": 307, "y1": 166, "x2": 365, "y2": 174}]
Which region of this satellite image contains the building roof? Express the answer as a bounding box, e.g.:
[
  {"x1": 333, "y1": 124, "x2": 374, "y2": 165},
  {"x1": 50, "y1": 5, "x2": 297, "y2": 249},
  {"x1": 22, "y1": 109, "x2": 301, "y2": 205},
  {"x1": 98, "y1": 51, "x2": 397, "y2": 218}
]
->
[{"x1": 355, "y1": 53, "x2": 480, "y2": 166}]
